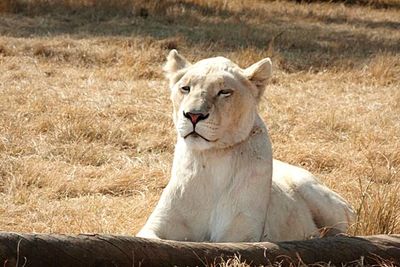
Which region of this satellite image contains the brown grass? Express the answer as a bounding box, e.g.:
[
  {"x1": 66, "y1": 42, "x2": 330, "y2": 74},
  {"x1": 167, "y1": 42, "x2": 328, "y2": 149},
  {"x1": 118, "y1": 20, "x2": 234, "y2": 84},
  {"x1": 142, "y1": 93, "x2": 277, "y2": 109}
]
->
[{"x1": 0, "y1": 0, "x2": 399, "y2": 265}]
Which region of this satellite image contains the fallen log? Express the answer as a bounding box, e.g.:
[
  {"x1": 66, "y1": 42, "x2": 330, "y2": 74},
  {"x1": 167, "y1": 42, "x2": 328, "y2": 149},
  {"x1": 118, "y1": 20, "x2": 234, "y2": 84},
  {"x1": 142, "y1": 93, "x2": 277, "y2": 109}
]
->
[{"x1": 0, "y1": 233, "x2": 399, "y2": 266}]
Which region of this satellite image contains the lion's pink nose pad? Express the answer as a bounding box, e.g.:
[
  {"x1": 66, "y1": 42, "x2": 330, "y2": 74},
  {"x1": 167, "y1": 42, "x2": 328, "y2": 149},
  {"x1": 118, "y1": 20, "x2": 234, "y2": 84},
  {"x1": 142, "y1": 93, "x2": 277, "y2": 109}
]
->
[
  {"x1": 183, "y1": 111, "x2": 209, "y2": 125},
  {"x1": 188, "y1": 113, "x2": 200, "y2": 124}
]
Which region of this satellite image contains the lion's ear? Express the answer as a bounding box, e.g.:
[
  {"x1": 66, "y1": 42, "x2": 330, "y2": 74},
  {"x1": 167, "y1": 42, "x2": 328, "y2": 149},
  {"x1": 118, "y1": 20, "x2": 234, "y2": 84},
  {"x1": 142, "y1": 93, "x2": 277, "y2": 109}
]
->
[
  {"x1": 244, "y1": 58, "x2": 272, "y2": 100},
  {"x1": 163, "y1": 50, "x2": 191, "y2": 83}
]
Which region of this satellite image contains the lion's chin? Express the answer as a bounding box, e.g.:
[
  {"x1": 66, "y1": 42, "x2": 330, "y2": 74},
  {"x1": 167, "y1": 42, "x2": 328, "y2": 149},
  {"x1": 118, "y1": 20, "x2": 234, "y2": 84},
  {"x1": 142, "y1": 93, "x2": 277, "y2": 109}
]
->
[
  {"x1": 181, "y1": 132, "x2": 217, "y2": 150},
  {"x1": 184, "y1": 132, "x2": 215, "y2": 141}
]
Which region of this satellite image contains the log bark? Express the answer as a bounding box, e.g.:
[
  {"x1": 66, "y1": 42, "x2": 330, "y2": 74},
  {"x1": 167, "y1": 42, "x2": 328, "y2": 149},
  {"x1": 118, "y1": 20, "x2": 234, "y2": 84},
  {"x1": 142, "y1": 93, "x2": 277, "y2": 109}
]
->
[{"x1": 0, "y1": 233, "x2": 399, "y2": 266}]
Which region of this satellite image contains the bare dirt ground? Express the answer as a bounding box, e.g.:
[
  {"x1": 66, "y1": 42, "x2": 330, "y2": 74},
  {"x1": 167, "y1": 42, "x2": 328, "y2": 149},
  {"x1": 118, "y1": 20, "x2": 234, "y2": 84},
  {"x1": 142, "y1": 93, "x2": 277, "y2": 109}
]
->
[{"x1": 0, "y1": 0, "x2": 399, "y2": 260}]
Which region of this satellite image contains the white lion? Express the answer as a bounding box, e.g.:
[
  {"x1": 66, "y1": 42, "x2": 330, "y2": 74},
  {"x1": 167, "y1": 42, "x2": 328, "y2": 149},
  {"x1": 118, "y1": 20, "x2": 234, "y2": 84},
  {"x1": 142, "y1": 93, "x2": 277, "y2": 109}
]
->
[{"x1": 137, "y1": 50, "x2": 355, "y2": 242}]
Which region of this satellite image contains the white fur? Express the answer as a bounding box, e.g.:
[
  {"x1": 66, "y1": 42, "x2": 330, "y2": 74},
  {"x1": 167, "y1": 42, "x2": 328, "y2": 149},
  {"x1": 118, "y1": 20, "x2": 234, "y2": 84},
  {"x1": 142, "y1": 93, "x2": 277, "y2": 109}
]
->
[{"x1": 137, "y1": 51, "x2": 355, "y2": 242}]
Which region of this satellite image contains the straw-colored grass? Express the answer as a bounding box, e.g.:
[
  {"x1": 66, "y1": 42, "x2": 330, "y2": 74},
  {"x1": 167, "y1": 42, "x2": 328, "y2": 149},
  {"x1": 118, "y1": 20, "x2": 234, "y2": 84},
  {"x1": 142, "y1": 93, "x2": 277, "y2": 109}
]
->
[{"x1": 0, "y1": 0, "x2": 399, "y2": 265}]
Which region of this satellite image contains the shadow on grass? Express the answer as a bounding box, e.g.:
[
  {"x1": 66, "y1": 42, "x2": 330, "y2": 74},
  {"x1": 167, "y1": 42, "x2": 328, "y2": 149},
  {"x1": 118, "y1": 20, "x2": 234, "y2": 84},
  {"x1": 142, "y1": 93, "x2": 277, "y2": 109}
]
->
[{"x1": 1, "y1": 1, "x2": 399, "y2": 72}]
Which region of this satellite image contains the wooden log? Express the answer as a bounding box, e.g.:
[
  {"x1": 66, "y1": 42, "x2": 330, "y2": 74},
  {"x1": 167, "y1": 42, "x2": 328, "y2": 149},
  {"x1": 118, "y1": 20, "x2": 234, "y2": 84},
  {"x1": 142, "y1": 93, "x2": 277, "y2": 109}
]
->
[{"x1": 0, "y1": 233, "x2": 399, "y2": 266}]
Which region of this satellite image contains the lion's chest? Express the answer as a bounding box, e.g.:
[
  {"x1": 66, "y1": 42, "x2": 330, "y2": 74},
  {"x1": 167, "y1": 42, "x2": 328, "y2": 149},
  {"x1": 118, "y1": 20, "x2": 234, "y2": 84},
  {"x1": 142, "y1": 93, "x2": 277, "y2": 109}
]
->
[{"x1": 172, "y1": 147, "x2": 253, "y2": 240}]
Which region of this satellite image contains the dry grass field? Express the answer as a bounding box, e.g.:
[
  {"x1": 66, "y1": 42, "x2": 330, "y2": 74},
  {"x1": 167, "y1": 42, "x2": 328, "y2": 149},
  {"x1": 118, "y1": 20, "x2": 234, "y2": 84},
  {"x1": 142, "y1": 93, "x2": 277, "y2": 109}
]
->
[{"x1": 0, "y1": 0, "x2": 399, "y2": 265}]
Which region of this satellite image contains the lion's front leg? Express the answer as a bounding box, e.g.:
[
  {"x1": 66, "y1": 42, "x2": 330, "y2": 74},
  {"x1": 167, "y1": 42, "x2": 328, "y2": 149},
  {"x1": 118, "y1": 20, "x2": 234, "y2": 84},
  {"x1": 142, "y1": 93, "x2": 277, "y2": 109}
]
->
[
  {"x1": 211, "y1": 213, "x2": 265, "y2": 242},
  {"x1": 136, "y1": 228, "x2": 161, "y2": 240},
  {"x1": 209, "y1": 171, "x2": 271, "y2": 243},
  {"x1": 136, "y1": 217, "x2": 197, "y2": 241}
]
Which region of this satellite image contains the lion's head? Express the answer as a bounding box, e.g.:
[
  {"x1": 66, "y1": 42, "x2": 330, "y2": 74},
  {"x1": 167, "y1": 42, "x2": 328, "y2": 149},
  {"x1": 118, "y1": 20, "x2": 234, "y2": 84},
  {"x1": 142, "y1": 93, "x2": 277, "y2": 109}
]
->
[{"x1": 164, "y1": 50, "x2": 272, "y2": 150}]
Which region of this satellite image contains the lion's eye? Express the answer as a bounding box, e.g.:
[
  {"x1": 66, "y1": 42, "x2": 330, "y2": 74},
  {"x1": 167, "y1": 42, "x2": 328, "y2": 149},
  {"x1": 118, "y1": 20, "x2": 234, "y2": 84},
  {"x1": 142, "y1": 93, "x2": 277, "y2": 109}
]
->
[
  {"x1": 180, "y1": 86, "x2": 190, "y2": 94},
  {"x1": 217, "y1": 89, "x2": 233, "y2": 97}
]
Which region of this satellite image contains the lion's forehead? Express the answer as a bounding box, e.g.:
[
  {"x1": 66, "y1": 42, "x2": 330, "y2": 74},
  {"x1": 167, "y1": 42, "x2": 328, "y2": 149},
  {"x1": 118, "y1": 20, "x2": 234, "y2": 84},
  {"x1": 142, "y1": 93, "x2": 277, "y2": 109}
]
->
[
  {"x1": 177, "y1": 57, "x2": 245, "y2": 90},
  {"x1": 194, "y1": 56, "x2": 238, "y2": 68},
  {"x1": 185, "y1": 73, "x2": 230, "y2": 86},
  {"x1": 188, "y1": 57, "x2": 241, "y2": 76},
  {"x1": 183, "y1": 70, "x2": 245, "y2": 91}
]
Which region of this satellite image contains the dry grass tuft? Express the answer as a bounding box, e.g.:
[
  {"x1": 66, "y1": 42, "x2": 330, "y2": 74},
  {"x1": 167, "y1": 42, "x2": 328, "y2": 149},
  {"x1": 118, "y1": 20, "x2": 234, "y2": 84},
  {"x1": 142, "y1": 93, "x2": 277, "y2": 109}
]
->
[
  {"x1": 0, "y1": 0, "x2": 399, "y2": 266},
  {"x1": 211, "y1": 255, "x2": 252, "y2": 267}
]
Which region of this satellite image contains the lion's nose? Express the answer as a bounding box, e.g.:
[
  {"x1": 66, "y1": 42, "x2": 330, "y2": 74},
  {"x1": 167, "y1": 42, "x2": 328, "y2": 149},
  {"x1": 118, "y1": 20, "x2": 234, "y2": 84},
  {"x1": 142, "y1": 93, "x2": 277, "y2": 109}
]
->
[{"x1": 183, "y1": 111, "x2": 209, "y2": 125}]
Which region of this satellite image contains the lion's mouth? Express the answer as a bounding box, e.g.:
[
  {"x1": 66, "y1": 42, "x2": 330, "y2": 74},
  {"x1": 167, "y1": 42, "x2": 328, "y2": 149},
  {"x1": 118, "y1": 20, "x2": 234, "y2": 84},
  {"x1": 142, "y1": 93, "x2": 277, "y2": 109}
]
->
[{"x1": 183, "y1": 131, "x2": 218, "y2": 142}]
